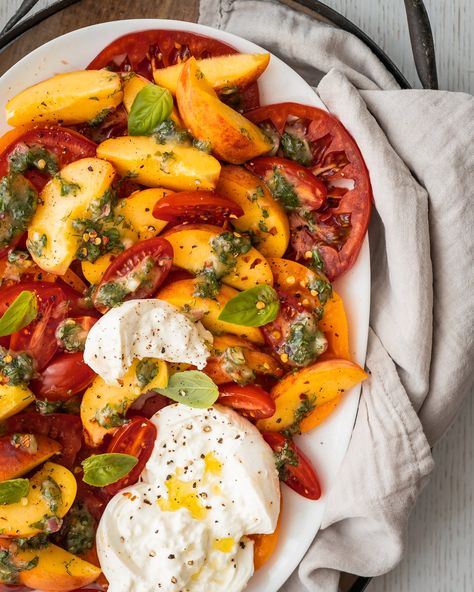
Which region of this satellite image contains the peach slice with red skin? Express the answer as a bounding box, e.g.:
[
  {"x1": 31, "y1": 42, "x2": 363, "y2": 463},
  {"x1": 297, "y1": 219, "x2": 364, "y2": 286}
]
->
[
  {"x1": 0, "y1": 434, "x2": 61, "y2": 481},
  {"x1": 257, "y1": 359, "x2": 367, "y2": 432},
  {"x1": 176, "y1": 57, "x2": 271, "y2": 164}
]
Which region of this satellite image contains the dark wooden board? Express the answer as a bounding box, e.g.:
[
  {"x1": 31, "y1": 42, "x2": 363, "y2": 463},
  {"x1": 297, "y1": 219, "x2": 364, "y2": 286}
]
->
[{"x1": 0, "y1": 0, "x2": 200, "y2": 74}]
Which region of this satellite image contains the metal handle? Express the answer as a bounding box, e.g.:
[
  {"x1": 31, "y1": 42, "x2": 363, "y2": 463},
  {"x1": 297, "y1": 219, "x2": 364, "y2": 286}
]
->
[{"x1": 403, "y1": 0, "x2": 438, "y2": 89}]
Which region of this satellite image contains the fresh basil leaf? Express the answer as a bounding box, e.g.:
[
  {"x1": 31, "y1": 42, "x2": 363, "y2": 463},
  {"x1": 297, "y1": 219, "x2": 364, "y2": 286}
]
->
[
  {"x1": 0, "y1": 478, "x2": 29, "y2": 505},
  {"x1": 81, "y1": 453, "x2": 138, "y2": 487},
  {"x1": 0, "y1": 291, "x2": 37, "y2": 337},
  {"x1": 128, "y1": 84, "x2": 173, "y2": 136},
  {"x1": 156, "y1": 370, "x2": 218, "y2": 409},
  {"x1": 218, "y1": 285, "x2": 280, "y2": 327}
]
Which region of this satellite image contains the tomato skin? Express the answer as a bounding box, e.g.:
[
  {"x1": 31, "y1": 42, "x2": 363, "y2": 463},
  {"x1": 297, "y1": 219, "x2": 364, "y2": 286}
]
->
[
  {"x1": 262, "y1": 431, "x2": 321, "y2": 500},
  {"x1": 153, "y1": 191, "x2": 244, "y2": 227},
  {"x1": 247, "y1": 156, "x2": 327, "y2": 211},
  {"x1": 73, "y1": 105, "x2": 128, "y2": 143},
  {"x1": 5, "y1": 413, "x2": 83, "y2": 468},
  {"x1": 88, "y1": 30, "x2": 260, "y2": 111},
  {"x1": 218, "y1": 383, "x2": 275, "y2": 419},
  {"x1": 30, "y1": 352, "x2": 96, "y2": 401},
  {"x1": 94, "y1": 237, "x2": 174, "y2": 312},
  {"x1": 246, "y1": 103, "x2": 372, "y2": 280},
  {"x1": 104, "y1": 417, "x2": 157, "y2": 496},
  {"x1": 127, "y1": 392, "x2": 170, "y2": 419},
  {"x1": 3, "y1": 282, "x2": 68, "y2": 370},
  {"x1": 0, "y1": 126, "x2": 97, "y2": 192}
]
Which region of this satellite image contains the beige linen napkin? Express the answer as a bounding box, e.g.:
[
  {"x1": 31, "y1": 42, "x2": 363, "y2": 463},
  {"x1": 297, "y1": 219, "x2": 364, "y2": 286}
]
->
[{"x1": 199, "y1": 1, "x2": 474, "y2": 590}]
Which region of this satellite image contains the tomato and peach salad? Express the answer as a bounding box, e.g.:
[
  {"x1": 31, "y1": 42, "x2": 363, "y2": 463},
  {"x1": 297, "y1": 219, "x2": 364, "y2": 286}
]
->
[{"x1": 0, "y1": 29, "x2": 370, "y2": 591}]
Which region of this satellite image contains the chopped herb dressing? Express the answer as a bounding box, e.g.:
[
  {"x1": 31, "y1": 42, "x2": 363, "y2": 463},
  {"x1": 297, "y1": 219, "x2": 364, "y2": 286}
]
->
[
  {"x1": 41, "y1": 477, "x2": 62, "y2": 514},
  {"x1": 136, "y1": 358, "x2": 159, "y2": 389},
  {"x1": 95, "y1": 402, "x2": 129, "y2": 429},
  {"x1": 8, "y1": 145, "x2": 58, "y2": 177},
  {"x1": 54, "y1": 501, "x2": 95, "y2": 555},
  {"x1": 273, "y1": 440, "x2": 298, "y2": 481},
  {"x1": 280, "y1": 131, "x2": 312, "y2": 167},
  {"x1": 0, "y1": 548, "x2": 38, "y2": 584},
  {"x1": 266, "y1": 168, "x2": 300, "y2": 210},
  {"x1": 56, "y1": 318, "x2": 88, "y2": 353},
  {"x1": 282, "y1": 397, "x2": 316, "y2": 437},
  {"x1": 221, "y1": 347, "x2": 255, "y2": 385},
  {"x1": 0, "y1": 174, "x2": 38, "y2": 248},
  {"x1": 194, "y1": 232, "x2": 252, "y2": 300},
  {"x1": 94, "y1": 256, "x2": 155, "y2": 308},
  {"x1": 0, "y1": 347, "x2": 36, "y2": 386},
  {"x1": 283, "y1": 312, "x2": 327, "y2": 367}
]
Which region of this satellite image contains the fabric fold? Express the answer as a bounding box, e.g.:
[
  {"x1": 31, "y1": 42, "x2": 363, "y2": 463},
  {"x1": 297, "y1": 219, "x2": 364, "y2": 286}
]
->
[{"x1": 198, "y1": 1, "x2": 474, "y2": 589}]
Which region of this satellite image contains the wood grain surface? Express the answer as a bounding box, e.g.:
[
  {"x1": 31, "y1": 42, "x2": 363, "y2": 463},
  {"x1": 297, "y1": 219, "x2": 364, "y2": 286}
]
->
[{"x1": 0, "y1": 2, "x2": 472, "y2": 592}]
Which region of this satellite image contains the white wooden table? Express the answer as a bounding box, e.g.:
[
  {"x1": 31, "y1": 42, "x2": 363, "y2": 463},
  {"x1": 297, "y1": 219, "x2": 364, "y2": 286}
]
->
[{"x1": 1, "y1": 2, "x2": 473, "y2": 591}]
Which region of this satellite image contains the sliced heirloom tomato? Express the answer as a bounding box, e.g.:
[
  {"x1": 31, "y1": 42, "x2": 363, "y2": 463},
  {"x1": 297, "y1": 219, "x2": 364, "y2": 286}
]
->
[
  {"x1": 218, "y1": 383, "x2": 275, "y2": 419},
  {"x1": 0, "y1": 282, "x2": 67, "y2": 370},
  {"x1": 153, "y1": 190, "x2": 244, "y2": 227},
  {"x1": 87, "y1": 30, "x2": 260, "y2": 112},
  {"x1": 30, "y1": 352, "x2": 96, "y2": 401},
  {"x1": 5, "y1": 413, "x2": 83, "y2": 468},
  {"x1": 247, "y1": 156, "x2": 327, "y2": 212},
  {"x1": 246, "y1": 103, "x2": 372, "y2": 280},
  {"x1": 104, "y1": 416, "x2": 157, "y2": 496},
  {"x1": 93, "y1": 237, "x2": 173, "y2": 313},
  {"x1": 262, "y1": 290, "x2": 327, "y2": 368},
  {"x1": 262, "y1": 431, "x2": 321, "y2": 500},
  {"x1": 0, "y1": 126, "x2": 97, "y2": 192}
]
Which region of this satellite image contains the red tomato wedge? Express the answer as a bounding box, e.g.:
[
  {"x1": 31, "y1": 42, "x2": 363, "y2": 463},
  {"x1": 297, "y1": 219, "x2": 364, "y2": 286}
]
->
[
  {"x1": 30, "y1": 352, "x2": 96, "y2": 401},
  {"x1": 262, "y1": 431, "x2": 321, "y2": 500},
  {"x1": 87, "y1": 30, "x2": 260, "y2": 112},
  {"x1": 5, "y1": 413, "x2": 83, "y2": 468},
  {"x1": 218, "y1": 383, "x2": 275, "y2": 419},
  {"x1": 247, "y1": 156, "x2": 327, "y2": 211},
  {"x1": 1, "y1": 282, "x2": 68, "y2": 370},
  {"x1": 0, "y1": 126, "x2": 97, "y2": 192},
  {"x1": 93, "y1": 237, "x2": 173, "y2": 313},
  {"x1": 153, "y1": 190, "x2": 244, "y2": 226},
  {"x1": 104, "y1": 416, "x2": 157, "y2": 496},
  {"x1": 246, "y1": 103, "x2": 372, "y2": 280}
]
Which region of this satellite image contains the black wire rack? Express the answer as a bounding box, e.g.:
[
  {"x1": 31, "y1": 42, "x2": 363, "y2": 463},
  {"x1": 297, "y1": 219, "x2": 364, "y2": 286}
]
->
[{"x1": 0, "y1": 2, "x2": 437, "y2": 592}]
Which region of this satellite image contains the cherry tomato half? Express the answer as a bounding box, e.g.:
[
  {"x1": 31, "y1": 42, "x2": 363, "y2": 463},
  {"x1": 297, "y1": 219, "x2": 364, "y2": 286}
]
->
[
  {"x1": 104, "y1": 417, "x2": 157, "y2": 496},
  {"x1": 93, "y1": 237, "x2": 173, "y2": 313},
  {"x1": 246, "y1": 103, "x2": 372, "y2": 280},
  {"x1": 218, "y1": 383, "x2": 275, "y2": 419},
  {"x1": 5, "y1": 413, "x2": 83, "y2": 468},
  {"x1": 30, "y1": 352, "x2": 96, "y2": 401},
  {"x1": 262, "y1": 431, "x2": 321, "y2": 500},
  {"x1": 0, "y1": 282, "x2": 67, "y2": 370},
  {"x1": 0, "y1": 126, "x2": 97, "y2": 192},
  {"x1": 153, "y1": 190, "x2": 244, "y2": 227},
  {"x1": 247, "y1": 156, "x2": 327, "y2": 211},
  {"x1": 88, "y1": 30, "x2": 260, "y2": 112}
]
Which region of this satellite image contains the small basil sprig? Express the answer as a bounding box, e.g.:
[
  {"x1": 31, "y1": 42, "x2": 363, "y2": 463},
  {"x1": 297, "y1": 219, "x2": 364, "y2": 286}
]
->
[
  {"x1": 156, "y1": 370, "x2": 218, "y2": 409},
  {"x1": 82, "y1": 453, "x2": 138, "y2": 487},
  {"x1": 0, "y1": 478, "x2": 29, "y2": 505},
  {"x1": 0, "y1": 291, "x2": 37, "y2": 337},
  {"x1": 128, "y1": 84, "x2": 173, "y2": 136},
  {"x1": 218, "y1": 285, "x2": 280, "y2": 327}
]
